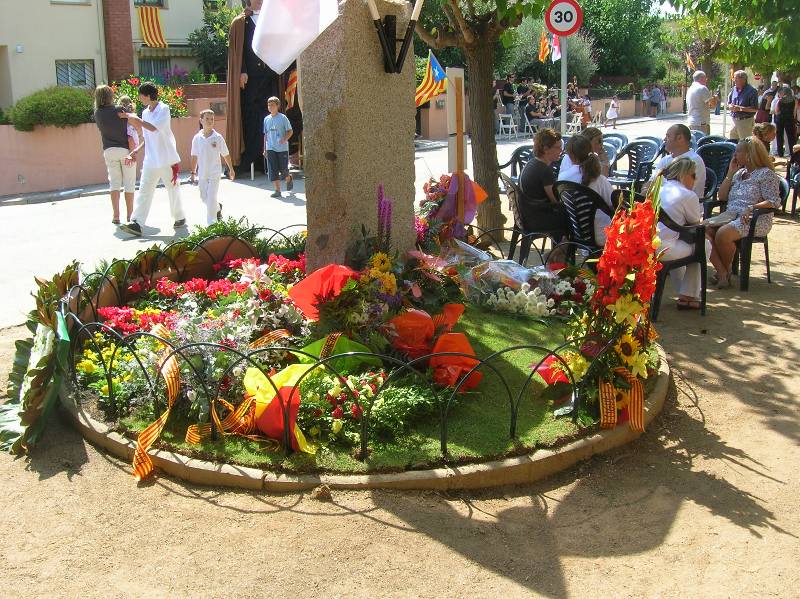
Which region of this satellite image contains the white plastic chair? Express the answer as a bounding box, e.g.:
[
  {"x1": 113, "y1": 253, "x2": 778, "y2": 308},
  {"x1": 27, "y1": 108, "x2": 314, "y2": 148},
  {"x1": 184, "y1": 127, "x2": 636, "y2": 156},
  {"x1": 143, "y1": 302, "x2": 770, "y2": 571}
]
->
[
  {"x1": 498, "y1": 114, "x2": 517, "y2": 139},
  {"x1": 565, "y1": 112, "x2": 582, "y2": 135}
]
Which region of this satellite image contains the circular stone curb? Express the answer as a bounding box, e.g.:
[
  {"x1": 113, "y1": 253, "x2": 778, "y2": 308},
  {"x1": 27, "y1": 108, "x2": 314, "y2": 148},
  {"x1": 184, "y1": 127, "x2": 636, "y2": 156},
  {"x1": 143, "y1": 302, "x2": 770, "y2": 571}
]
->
[{"x1": 61, "y1": 346, "x2": 670, "y2": 491}]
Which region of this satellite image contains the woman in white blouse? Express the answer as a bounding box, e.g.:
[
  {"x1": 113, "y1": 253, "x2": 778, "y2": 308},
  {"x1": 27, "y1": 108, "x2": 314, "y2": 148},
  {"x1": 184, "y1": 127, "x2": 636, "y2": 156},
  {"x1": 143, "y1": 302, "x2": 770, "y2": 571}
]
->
[
  {"x1": 657, "y1": 157, "x2": 710, "y2": 309},
  {"x1": 558, "y1": 135, "x2": 614, "y2": 245}
]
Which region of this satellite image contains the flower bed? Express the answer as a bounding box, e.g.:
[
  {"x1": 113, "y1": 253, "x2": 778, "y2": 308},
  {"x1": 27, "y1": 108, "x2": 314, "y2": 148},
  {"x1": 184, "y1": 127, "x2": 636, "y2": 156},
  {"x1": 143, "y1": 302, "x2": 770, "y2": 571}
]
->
[{"x1": 3, "y1": 182, "x2": 666, "y2": 483}]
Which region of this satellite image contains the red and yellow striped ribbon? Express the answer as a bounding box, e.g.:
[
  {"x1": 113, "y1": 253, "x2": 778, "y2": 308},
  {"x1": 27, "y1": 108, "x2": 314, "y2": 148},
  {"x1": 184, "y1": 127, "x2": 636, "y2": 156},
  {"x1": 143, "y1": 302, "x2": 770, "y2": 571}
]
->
[
  {"x1": 137, "y1": 7, "x2": 167, "y2": 49},
  {"x1": 131, "y1": 324, "x2": 180, "y2": 480},
  {"x1": 249, "y1": 329, "x2": 291, "y2": 349},
  {"x1": 598, "y1": 367, "x2": 645, "y2": 433}
]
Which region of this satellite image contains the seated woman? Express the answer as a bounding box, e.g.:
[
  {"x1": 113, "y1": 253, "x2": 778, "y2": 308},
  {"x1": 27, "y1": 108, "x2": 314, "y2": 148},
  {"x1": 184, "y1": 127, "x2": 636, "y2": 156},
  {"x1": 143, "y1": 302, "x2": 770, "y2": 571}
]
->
[
  {"x1": 518, "y1": 128, "x2": 567, "y2": 240},
  {"x1": 657, "y1": 157, "x2": 711, "y2": 309},
  {"x1": 752, "y1": 122, "x2": 776, "y2": 155},
  {"x1": 708, "y1": 137, "x2": 782, "y2": 288},
  {"x1": 557, "y1": 135, "x2": 614, "y2": 245},
  {"x1": 560, "y1": 127, "x2": 610, "y2": 177}
]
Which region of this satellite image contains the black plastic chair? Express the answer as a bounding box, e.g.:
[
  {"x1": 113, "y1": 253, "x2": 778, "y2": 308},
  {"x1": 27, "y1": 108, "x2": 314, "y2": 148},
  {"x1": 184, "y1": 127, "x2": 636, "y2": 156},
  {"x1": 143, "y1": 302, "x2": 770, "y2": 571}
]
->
[
  {"x1": 554, "y1": 181, "x2": 614, "y2": 255},
  {"x1": 550, "y1": 155, "x2": 564, "y2": 179},
  {"x1": 637, "y1": 135, "x2": 663, "y2": 146},
  {"x1": 471, "y1": 227, "x2": 547, "y2": 265},
  {"x1": 603, "y1": 132, "x2": 628, "y2": 152},
  {"x1": 602, "y1": 141, "x2": 618, "y2": 167},
  {"x1": 650, "y1": 213, "x2": 707, "y2": 321},
  {"x1": 690, "y1": 130, "x2": 705, "y2": 148},
  {"x1": 697, "y1": 142, "x2": 736, "y2": 204},
  {"x1": 731, "y1": 178, "x2": 789, "y2": 291},
  {"x1": 703, "y1": 167, "x2": 718, "y2": 201},
  {"x1": 608, "y1": 139, "x2": 660, "y2": 191},
  {"x1": 499, "y1": 172, "x2": 558, "y2": 265},
  {"x1": 697, "y1": 134, "x2": 726, "y2": 148},
  {"x1": 498, "y1": 144, "x2": 534, "y2": 181}
]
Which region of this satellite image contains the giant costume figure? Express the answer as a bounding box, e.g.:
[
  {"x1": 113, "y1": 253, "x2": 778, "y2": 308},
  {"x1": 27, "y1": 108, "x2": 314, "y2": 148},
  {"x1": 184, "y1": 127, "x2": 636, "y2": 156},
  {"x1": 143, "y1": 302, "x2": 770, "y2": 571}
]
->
[{"x1": 226, "y1": 3, "x2": 280, "y2": 173}]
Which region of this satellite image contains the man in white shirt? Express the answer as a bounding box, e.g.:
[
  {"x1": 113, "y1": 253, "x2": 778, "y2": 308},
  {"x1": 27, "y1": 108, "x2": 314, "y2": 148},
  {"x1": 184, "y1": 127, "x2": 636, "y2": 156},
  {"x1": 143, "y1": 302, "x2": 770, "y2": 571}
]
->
[
  {"x1": 686, "y1": 70, "x2": 716, "y2": 134},
  {"x1": 120, "y1": 82, "x2": 186, "y2": 236},
  {"x1": 650, "y1": 124, "x2": 706, "y2": 198}
]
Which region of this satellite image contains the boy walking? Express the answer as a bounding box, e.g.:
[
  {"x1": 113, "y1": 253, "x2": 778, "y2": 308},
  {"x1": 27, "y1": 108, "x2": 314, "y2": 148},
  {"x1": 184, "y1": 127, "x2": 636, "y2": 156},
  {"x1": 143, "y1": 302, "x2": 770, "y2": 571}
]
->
[
  {"x1": 263, "y1": 96, "x2": 293, "y2": 198},
  {"x1": 190, "y1": 109, "x2": 236, "y2": 225},
  {"x1": 120, "y1": 82, "x2": 186, "y2": 237}
]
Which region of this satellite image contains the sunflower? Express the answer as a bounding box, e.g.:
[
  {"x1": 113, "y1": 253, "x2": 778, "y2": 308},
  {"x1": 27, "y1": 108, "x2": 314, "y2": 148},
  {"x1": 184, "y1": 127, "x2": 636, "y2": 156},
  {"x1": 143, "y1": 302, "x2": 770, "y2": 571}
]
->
[
  {"x1": 370, "y1": 252, "x2": 392, "y2": 273},
  {"x1": 614, "y1": 333, "x2": 641, "y2": 367}
]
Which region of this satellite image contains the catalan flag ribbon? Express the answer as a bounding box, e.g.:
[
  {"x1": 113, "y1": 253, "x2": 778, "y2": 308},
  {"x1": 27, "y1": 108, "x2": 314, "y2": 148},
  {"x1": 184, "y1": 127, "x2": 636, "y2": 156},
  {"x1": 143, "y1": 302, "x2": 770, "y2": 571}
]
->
[
  {"x1": 538, "y1": 29, "x2": 550, "y2": 63},
  {"x1": 285, "y1": 69, "x2": 298, "y2": 109},
  {"x1": 137, "y1": 6, "x2": 167, "y2": 49},
  {"x1": 415, "y1": 50, "x2": 448, "y2": 108}
]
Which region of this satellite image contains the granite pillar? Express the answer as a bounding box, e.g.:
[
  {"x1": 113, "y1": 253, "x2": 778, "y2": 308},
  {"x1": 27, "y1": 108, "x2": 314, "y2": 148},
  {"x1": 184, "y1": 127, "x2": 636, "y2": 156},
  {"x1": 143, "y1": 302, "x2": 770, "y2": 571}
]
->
[{"x1": 299, "y1": 0, "x2": 416, "y2": 271}]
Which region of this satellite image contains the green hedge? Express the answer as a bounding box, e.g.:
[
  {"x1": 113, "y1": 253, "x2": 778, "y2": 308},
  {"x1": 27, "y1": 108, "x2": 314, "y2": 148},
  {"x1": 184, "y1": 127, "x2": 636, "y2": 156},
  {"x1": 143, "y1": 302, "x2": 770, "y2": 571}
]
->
[
  {"x1": 0, "y1": 107, "x2": 10, "y2": 125},
  {"x1": 9, "y1": 86, "x2": 94, "y2": 132}
]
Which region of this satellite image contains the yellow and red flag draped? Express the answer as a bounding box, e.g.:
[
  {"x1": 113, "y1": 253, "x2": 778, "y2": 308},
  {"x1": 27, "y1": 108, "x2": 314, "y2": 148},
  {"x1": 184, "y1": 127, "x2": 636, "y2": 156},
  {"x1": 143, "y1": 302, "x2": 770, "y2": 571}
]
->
[
  {"x1": 685, "y1": 53, "x2": 696, "y2": 71},
  {"x1": 415, "y1": 50, "x2": 448, "y2": 108},
  {"x1": 538, "y1": 29, "x2": 550, "y2": 62},
  {"x1": 285, "y1": 69, "x2": 298, "y2": 109},
  {"x1": 137, "y1": 6, "x2": 167, "y2": 49}
]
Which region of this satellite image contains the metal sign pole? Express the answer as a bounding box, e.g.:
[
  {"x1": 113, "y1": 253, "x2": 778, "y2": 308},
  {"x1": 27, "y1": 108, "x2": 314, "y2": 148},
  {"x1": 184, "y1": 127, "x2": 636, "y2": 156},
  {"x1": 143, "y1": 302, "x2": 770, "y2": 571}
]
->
[{"x1": 560, "y1": 35, "x2": 568, "y2": 135}]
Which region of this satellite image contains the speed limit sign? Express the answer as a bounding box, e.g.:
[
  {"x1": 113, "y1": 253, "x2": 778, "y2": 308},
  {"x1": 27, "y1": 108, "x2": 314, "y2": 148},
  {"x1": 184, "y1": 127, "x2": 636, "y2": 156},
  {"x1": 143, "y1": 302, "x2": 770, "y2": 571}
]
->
[{"x1": 545, "y1": 0, "x2": 583, "y2": 37}]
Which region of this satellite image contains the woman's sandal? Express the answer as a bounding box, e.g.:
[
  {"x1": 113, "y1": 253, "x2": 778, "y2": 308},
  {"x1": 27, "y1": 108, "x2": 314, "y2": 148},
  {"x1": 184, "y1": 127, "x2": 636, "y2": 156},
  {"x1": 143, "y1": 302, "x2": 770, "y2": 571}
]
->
[
  {"x1": 112, "y1": 219, "x2": 121, "y2": 225},
  {"x1": 676, "y1": 299, "x2": 702, "y2": 310}
]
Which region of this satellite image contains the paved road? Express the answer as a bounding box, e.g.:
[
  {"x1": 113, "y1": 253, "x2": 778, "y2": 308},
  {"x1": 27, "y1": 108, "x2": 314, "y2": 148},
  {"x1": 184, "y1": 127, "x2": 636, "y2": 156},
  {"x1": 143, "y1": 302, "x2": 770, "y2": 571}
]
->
[{"x1": 0, "y1": 113, "x2": 706, "y2": 328}]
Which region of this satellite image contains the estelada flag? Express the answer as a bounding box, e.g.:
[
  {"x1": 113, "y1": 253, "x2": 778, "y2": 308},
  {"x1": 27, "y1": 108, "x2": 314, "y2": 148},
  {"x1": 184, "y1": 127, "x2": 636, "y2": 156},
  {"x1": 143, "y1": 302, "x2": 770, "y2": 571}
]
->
[
  {"x1": 252, "y1": 0, "x2": 338, "y2": 74},
  {"x1": 538, "y1": 29, "x2": 550, "y2": 62},
  {"x1": 415, "y1": 50, "x2": 448, "y2": 108},
  {"x1": 285, "y1": 68, "x2": 298, "y2": 109}
]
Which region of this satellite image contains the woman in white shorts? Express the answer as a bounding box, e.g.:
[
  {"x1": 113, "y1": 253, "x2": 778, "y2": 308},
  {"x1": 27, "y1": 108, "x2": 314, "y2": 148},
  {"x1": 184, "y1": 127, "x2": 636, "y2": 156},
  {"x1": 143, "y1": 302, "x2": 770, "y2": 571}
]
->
[{"x1": 93, "y1": 85, "x2": 136, "y2": 225}]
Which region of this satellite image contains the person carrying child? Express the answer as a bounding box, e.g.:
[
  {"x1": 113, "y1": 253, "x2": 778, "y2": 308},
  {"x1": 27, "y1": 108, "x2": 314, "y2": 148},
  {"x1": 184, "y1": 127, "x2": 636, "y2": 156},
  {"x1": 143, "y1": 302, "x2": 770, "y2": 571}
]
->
[
  {"x1": 263, "y1": 96, "x2": 294, "y2": 198},
  {"x1": 119, "y1": 82, "x2": 186, "y2": 237},
  {"x1": 191, "y1": 109, "x2": 236, "y2": 225}
]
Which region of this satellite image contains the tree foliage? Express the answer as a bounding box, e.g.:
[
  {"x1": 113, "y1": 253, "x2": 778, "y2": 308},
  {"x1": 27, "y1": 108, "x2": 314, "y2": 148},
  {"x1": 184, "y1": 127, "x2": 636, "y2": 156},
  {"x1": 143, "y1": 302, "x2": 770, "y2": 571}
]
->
[
  {"x1": 581, "y1": 0, "x2": 661, "y2": 77},
  {"x1": 502, "y1": 17, "x2": 598, "y2": 85},
  {"x1": 669, "y1": 0, "x2": 800, "y2": 74},
  {"x1": 187, "y1": 0, "x2": 240, "y2": 81}
]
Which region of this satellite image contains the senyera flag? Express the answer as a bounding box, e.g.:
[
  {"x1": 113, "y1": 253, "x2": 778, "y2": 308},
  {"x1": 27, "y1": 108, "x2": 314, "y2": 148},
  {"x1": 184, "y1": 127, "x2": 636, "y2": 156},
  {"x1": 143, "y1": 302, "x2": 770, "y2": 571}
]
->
[{"x1": 252, "y1": 0, "x2": 339, "y2": 74}]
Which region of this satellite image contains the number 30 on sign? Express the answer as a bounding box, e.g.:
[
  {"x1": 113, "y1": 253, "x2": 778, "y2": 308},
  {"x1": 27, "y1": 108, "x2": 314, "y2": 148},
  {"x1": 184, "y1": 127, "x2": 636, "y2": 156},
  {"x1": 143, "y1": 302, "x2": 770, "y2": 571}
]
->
[{"x1": 545, "y1": 0, "x2": 583, "y2": 37}]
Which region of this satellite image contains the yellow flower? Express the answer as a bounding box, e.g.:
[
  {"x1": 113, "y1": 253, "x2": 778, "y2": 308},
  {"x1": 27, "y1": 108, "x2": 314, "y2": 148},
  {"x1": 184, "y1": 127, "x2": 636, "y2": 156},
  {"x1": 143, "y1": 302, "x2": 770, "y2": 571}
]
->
[
  {"x1": 332, "y1": 420, "x2": 343, "y2": 434},
  {"x1": 100, "y1": 384, "x2": 109, "y2": 396},
  {"x1": 301, "y1": 230, "x2": 308, "y2": 238},
  {"x1": 607, "y1": 295, "x2": 644, "y2": 325},
  {"x1": 370, "y1": 252, "x2": 392, "y2": 273},
  {"x1": 614, "y1": 333, "x2": 641, "y2": 367},
  {"x1": 76, "y1": 360, "x2": 96, "y2": 375},
  {"x1": 630, "y1": 351, "x2": 649, "y2": 379},
  {"x1": 564, "y1": 351, "x2": 589, "y2": 382},
  {"x1": 374, "y1": 272, "x2": 397, "y2": 295}
]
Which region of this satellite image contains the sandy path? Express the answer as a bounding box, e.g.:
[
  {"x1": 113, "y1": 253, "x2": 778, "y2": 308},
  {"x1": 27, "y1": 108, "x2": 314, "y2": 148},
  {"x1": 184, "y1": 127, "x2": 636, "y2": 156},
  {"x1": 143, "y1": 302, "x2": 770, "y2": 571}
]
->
[{"x1": 1, "y1": 216, "x2": 798, "y2": 599}]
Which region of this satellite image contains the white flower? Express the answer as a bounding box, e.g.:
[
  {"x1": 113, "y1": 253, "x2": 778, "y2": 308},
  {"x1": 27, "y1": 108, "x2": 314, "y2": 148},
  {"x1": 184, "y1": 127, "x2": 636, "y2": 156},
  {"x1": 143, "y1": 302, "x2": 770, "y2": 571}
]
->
[
  {"x1": 521, "y1": 282, "x2": 531, "y2": 293},
  {"x1": 547, "y1": 298, "x2": 555, "y2": 308}
]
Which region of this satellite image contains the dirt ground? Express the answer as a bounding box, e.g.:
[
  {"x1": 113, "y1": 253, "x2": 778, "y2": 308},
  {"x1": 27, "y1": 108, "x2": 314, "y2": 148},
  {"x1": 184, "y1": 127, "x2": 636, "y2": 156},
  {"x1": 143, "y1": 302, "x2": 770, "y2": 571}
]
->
[{"x1": 1, "y1": 216, "x2": 799, "y2": 599}]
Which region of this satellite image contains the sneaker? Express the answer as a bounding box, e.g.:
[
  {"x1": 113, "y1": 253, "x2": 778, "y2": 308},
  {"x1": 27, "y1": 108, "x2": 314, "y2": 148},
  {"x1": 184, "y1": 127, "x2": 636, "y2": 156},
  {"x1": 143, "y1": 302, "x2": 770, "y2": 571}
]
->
[
  {"x1": 173, "y1": 219, "x2": 186, "y2": 228},
  {"x1": 119, "y1": 222, "x2": 142, "y2": 236},
  {"x1": 271, "y1": 191, "x2": 282, "y2": 198},
  {"x1": 216, "y1": 203, "x2": 223, "y2": 222},
  {"x1": 285, "y1": 175, "x2": 294, "y2": 191}
]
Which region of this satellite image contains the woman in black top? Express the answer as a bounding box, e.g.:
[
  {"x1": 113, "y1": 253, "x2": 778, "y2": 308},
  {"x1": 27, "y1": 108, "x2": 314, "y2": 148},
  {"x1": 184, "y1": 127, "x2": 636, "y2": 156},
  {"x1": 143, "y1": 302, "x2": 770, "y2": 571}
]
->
[
  {"x1": 773, "y1": 86, "x2": 797, "y2": 158},
  {"x1": 518, "y1": 128, "x2": 567, "y2": 238},
  {"x1": 93, "y1": 85, "x2": 135, "y2": 224}
]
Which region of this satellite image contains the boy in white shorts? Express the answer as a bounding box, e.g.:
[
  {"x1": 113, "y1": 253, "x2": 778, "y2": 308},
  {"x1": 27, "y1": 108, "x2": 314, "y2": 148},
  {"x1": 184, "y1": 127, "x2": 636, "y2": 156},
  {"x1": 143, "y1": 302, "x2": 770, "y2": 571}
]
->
[{"x1": 190, "y1": 109, "x2": 235, "y2": 225}]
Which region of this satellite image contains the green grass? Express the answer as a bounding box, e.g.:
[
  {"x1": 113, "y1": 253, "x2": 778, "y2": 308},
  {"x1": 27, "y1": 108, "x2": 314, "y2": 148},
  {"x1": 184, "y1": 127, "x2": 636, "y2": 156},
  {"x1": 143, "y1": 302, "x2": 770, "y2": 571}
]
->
[{"x1": 118, "y1": 306, "x2": 587, "y2": 474}]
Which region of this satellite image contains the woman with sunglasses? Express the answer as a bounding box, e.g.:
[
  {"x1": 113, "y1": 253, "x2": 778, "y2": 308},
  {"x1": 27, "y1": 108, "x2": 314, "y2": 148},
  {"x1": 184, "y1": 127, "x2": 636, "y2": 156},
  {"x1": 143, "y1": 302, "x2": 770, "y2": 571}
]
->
[{"x1": 657, "y1": 157, "x2": 711, "y2": 310}]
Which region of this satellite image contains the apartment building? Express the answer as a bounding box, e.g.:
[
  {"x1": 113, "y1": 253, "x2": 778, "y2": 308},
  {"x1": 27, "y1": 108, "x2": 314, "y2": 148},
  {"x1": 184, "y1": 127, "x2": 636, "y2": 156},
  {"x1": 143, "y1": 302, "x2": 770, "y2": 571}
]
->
[{"x1": 0, "y1": 0, "x2": 239, "y2": 110}]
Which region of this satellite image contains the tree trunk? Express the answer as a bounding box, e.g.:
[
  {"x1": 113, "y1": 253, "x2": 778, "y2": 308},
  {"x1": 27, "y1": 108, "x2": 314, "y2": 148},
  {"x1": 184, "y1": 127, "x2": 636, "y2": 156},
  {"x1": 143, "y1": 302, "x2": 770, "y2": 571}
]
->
[{"x1": 464, "y1": 40, "x2": 506, "y2": 232}]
